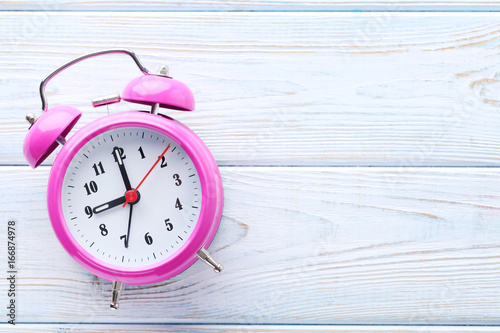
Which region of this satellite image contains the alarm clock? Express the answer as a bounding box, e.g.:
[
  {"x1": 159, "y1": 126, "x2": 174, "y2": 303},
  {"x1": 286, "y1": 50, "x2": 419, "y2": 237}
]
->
[{"x1": 23, "y1": 49, "x2": 224, "y2": 309}]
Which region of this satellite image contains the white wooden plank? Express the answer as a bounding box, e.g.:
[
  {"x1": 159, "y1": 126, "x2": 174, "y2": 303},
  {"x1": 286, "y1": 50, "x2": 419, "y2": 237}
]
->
[
  {"x1": 0, "y1": 324, "x2": 499, "y2": 333},
  {"x1": 4, "y1": 0, "x2": 500, "y2": 11},
  {"x1": 2, "y1": 13, "x2": 500, "y2": 166},
  {"x1": 2, "y1": 166, "x2": 500, "y2": 324}
]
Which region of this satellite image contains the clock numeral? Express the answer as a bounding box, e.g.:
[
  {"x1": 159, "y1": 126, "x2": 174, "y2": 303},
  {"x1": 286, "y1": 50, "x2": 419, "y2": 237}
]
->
[
  {"x1": 175, "y1": 198, "x2": 183, "y2": 210},
  {"x1": 158, "y1": 156, "x2": 167, "y2": 168},
  {"x1": 84, "y1": 205, "x2": 93, "y2": 219},
  {"x1": 112, "y1": 147, "x2": 126, "y2": 162},
  {"x1": 120, "y1": 234, "x2": 126, "y2": 247},
  {"x1": 138, "y1": 146, "x2": 146, "y2": 159},
  {"x1": 83, "y1": 181, "x2": 98, "y2": 195},
  {"x1": 92, "y1": 161, "x2": 105, "y2": 176},
  {"x1": 99, "y1": 224, "x2": 108, "y2": 236},
  {"x1": 164, "y1": 218, "x2": 173, "y2": 231},
  {"x1": 173, "y1": 174, "x2": 182, "y2": 186},
  {"x1": 144, "y1": 232, "x2": 153, "y2": 245}
]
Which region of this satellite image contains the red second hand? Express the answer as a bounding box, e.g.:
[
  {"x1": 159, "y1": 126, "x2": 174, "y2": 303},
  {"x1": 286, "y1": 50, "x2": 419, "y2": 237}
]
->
[{"x1": 123, "y1": 144, "x2": 170, "y2": 207}]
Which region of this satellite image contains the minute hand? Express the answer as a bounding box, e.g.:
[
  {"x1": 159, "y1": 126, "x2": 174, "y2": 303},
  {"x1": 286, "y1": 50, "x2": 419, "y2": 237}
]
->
[{"x1": 113, "y1": 147, "x2": 132, "y2": 191}]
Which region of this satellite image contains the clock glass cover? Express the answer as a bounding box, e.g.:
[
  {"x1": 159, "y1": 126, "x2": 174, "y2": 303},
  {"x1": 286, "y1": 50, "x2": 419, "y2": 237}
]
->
[{"x1": 61, "y1": 126, "x2": 202, "y2": 268}]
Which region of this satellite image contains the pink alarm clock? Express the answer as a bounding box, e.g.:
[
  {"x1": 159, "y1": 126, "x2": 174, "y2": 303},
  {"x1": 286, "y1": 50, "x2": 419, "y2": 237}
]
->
[{"x1": 23, "y1": 50, "x2": 224, "y2": 309}]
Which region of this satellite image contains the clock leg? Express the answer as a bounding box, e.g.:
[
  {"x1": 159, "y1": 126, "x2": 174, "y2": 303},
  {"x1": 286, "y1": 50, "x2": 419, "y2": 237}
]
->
[
  {"x1": 196, "y1": 248, "x2": 223, "y2": 273},
  {"x1": 110, "y1": 281, "x2": 124, "y2": 310}
]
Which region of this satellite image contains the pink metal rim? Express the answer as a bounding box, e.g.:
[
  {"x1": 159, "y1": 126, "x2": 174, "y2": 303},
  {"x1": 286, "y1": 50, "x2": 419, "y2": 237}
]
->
[
  {"x1": 122, "y1": 75, "x2": 195, "y2": 111},
  {"x1": 47, "y1": 111, "x2": 223, "y2": 285}
]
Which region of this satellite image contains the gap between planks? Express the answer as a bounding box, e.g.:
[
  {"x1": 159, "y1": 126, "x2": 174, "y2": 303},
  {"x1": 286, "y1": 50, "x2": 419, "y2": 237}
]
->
[
  {"x1": 4, "y1": 1, "x2": 500, "y2": 12},
  {"x1": 1, "y1": 324, "x2": 500, "y2": 332}
]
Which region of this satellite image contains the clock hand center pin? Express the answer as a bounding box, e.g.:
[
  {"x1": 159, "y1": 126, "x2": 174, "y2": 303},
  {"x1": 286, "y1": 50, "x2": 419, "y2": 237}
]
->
[{"x1": 124, "y1": 190, "x2": 139, "y2": 204}]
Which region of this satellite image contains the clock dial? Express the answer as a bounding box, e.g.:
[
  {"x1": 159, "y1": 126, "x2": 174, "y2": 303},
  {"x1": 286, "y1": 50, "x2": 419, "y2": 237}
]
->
[{"x1": 61, "y1": 127, "x2": 202, "y2": 268}]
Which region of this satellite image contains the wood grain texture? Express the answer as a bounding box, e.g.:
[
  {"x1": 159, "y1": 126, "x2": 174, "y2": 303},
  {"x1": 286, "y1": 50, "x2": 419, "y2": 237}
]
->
[
  {"x1": 4, "y1": 0, "x2": 500, "y2": 11},
  {"x1": 1, "y1": 324, "x2": 500, "y2": 333},
  {"x1": 3, "y1": 13, "x2": 500, "y2": 166},
  {"x1": 2, "y1": 7, "x2": 500, "y2": 331},
  {"x1": 2, "y1": 166, "x2": 500, "y2": 324}
]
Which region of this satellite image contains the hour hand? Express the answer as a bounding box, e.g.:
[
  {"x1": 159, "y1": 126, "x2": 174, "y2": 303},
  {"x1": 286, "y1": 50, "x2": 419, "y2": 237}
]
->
[
  {"x1": 93, "y1": 196, "x2": 126, "y2": 214},
  {"x1": 113, "y1": 146, "x2": 132, "y2": 191}
]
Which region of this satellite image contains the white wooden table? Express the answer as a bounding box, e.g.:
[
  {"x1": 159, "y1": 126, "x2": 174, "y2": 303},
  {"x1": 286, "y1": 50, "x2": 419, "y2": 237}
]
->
[{"x1": 1, "y1": 1, "x2": 500, "y2": 332}]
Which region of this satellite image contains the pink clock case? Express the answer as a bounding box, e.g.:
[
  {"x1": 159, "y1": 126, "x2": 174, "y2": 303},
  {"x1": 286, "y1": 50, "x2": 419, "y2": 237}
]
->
[{"x1": 47, "y1": 111, "x2": 224, "y2": 285}]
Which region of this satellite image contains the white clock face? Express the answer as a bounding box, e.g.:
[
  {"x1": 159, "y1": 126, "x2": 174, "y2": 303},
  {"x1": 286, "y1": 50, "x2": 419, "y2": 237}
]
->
[{"x1": 61, "y1": 127, "x2": 202, "y2": 268}]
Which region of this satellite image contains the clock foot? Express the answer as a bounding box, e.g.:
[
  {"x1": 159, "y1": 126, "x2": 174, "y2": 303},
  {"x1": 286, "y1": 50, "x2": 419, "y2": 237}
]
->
[
  {"x1": 110, "y1": 281, "x2": 124, "y2": 310},
  {"x1": 196, "y1": 248, "x2": 223, "y2": 273}
]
